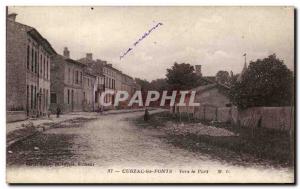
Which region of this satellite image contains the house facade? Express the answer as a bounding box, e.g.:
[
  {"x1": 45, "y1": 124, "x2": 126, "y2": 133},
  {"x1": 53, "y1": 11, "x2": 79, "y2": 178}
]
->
[
  {"x1": 78, "y1": 53, "x2": 140, "y2": 110},
  {"x1": 78, "y1": 54, "x2": 106, "y2": 111},
  {"x1": 6, "y1": 14, "x2": 56, "y2": 120},
  {"x1": 50, "y1": 48, "x2": 85, "y2": 113},
  {"x1": 82, "y1": 71, "x2": 96, "y2": 111}
]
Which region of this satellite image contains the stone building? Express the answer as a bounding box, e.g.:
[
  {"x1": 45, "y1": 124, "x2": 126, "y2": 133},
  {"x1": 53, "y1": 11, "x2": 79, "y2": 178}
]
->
[
  {"x1": 6, "y1": 13, "x2": 56, "y2": 121},
  {"x1": 82, "y1": 70, "x2": 96, "y2": 111},
  {"x1": 50, "y1": 47, "x2": 85, "y2": 113},
  {"x1": 78, "y1": 53, "x2": 140, "y2": 110},
  {"x1": 78, "y1": 54, "x2": 105, "y2": 111},
  {"x1": 119, "y1": 73, "x2": 138, "y2": 108},
  {"x1": 171, "y1": 65, "x2": 231, "y2": 114},
  {"x1": 78, "y1": 54, "x2": 120, "y2": 110},
  {"x1": 102, "y1": 62, "x2": 119, "y2": 109}
]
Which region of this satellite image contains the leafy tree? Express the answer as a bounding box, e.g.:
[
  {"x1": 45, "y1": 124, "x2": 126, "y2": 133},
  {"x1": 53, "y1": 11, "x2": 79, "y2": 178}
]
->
[
  {"x1": 135, "y1": 78, "x2": 151, "y2": 91},
  {"x1": 135, "y1": 78, "x2": 151, "y2": 102},
  {"x1": 230, "y1": 54, "x2": 294, "y2": 109},
  {"x1": 150, "y1": 78, "x2": 168, "y2": 92},
  {"x1": 216, "y1": 70, "x2": 230, "y2": 85},
  {"x1": 166, "y1": 62, "x2": 201, "y2": 90}
]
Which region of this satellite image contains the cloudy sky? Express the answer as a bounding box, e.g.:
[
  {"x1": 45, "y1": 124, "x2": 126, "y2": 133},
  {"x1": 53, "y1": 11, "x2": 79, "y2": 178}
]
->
[{"x1": 8, "y1": 6, "x2": 294, "y2": 81}]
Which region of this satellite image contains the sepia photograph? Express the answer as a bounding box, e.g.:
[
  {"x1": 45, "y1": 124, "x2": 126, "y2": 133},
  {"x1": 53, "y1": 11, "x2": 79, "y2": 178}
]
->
[{"x1": 5, "y1": 6, "x2": 295, "y2": 183}]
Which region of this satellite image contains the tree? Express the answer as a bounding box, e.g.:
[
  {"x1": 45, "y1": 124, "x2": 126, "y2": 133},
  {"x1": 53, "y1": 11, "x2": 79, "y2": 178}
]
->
[
  {"x1": 166, "y1": 62, "x2": 201, "y2": 90},
  {"x1": 150, "y1": 78, "x2": 168, "y2": 92},
  {"x1": 135, "y1": 78, "x2": 151, "y2": 91},
  {"x1": 230, "y1": 54, "x2": 294, "y2": 109},
  {"x1": 216, "y1": 70, "x2": 230, "y2": 85}
]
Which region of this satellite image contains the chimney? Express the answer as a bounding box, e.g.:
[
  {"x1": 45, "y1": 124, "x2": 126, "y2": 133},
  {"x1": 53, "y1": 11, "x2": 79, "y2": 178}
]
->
[
  {"x1": 195, "y1": 65, "x2": 202, "y2": 77},
  {"x1": 63, "y1": 47, "x2": 70, "y2": 58},
  {"x1": 86, "y1": 53, "x2": 93, "y2": 60},
  {"x1": 7, "y1": 13, "x2": 17, "y2": 22}
]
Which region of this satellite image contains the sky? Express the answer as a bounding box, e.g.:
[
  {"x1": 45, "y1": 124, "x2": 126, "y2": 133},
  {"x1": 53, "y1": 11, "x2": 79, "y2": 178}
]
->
[{"x1": 8, "y1": 6, "x2": 294, "y2": 81}]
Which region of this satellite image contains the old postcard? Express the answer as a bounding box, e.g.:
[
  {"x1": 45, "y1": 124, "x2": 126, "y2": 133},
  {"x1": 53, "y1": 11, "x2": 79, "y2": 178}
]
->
[{"x1": 6, "y1": 6, "x2": 295, "y2": 183}]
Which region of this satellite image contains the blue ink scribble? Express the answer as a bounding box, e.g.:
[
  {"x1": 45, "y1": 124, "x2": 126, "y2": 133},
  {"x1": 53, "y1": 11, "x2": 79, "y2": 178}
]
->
[{"x1": 120, "y1": 22, "x2": 163, "y2": 60}]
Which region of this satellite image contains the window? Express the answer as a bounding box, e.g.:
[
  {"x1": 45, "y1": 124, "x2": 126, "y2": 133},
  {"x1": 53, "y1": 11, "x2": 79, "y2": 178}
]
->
[
  {"x1": 80, "y1": 72, "x2": 82, "y2": 84},
  {"x1": 51, "y1": 93, "x2": 57, "y2": 103},
  {"x1": 30, "y1": 85, "x2": 33, "y2": 109},
  {"x1": 31, "y1": 48, "x2": 34, "y2": 72},
  {"x1": 46, "y1": 90, "x2": 48, "y2": 109},
  {"x1": 26, "y1": 85, "x2": 29, "y2": 110},
  {"x1": 40, "y1": 54, "x2": 42, "y2": 75},
  {"x1": 95, "y1": 92, "x2": 98, "y2": 102},
  {"x1": 73, "y1": 70, "x2": 75, "y2": 84},
  {"x1": 43, "y1": 88, "x2": 46, "y2": 109},
  {"x1": 67, "y1": 89, "x2": 70, "y2": 104},
  {"x1": 46, "y1": 59, "x2": 49, "y2": 79},
  {"x1": 27, "y1": 45, "x2": 30, "y2": 70},
  {"x1": 34, "y1": 86, "x2": 36, "y2": 108},
  {"x1": 43, "y1": 56, "x2": 46, "y2": 78},
  {"x1": 68, "y1": 68, "x2": 71, "y2": 83},
  {"x1": 35, "y1": 51, "x2": 38, "y2": 73},
  {"x1": 75, "y1": 71, "x2": 79, "y2": 84}
]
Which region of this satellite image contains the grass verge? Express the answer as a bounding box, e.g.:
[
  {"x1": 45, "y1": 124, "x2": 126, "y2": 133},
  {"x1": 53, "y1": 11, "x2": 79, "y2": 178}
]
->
[{"x1": 134, "y1": 111, "x2": 294, "y2": 168}]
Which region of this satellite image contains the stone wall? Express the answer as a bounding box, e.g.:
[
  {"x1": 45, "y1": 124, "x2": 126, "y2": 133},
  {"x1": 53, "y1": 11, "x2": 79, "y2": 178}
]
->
[
  {"x1": 174, "y1": 105, "x2": 294, "y2": 131},
  {"x1": 7, "y1": 111, "x2": 27, "y2": 123}
]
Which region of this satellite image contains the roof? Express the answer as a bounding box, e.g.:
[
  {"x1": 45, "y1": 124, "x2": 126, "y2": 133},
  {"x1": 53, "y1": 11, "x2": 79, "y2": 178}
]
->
[
  {"x1": 78, "y1": 57, "x2": 135, "y2": 79},
  {"x1": 7, "y1": 19, "x2": 56, "y2": 55},
  {"x1": 83, "y1": 67, "x2": 97, "y2": 78},
  {"x1": 84, "y1": 71, "x2": 97, "y2": 78},
  {"x1": 189, "y1": 79, "x2": 230, "y2": 95},
  {"x1": 54, "y1": 54, "x2": 86, "y2": 67},
  {"x1": 65, "y1": 58, "x2": 86, "y2": 67}
]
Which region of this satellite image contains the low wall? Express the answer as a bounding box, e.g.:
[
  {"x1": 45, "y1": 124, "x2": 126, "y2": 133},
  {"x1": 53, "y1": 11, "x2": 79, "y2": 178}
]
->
[
  {"x1": 6, "y1": 111, "x2": 27, "y2": 123},
  {"x1": 238, "y1": 107, "x2": 293, "y2": 131},
  {"x1": 173, "y1": 105, "x2": 294, "y2": 131}
]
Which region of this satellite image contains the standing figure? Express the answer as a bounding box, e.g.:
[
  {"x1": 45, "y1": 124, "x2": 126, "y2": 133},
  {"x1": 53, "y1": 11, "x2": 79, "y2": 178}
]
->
[
  {"x1": 56, "y1": 106, "x2": 61, "y2": 118},
  {"x1": 144, "y1": 108, "x2": 149, "y2": 121},
  {"x1": 47, "y1": 109, "x2": 51, "y2": 118}
]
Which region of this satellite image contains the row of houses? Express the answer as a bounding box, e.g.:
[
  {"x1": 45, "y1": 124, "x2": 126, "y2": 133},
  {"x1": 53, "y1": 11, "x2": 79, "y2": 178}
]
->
[{"x1": 6, "y1": 13, "x2": 140, "y2": 121}]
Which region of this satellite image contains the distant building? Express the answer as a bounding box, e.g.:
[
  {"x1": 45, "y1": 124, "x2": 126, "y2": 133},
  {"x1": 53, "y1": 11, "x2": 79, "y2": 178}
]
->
[
  {"x1": 78, "y1": 54, "x2": 108, "y2": 110},
  {"x1": 50, "y1": 48, "x2": 85, "y2": 113},
  {"x1": 195, "y1": 65, "x2": 202, "y2": 77},
  {"x1": 192, "y1": 83, "x2": 231, "y2": 107},
  {"x1": 120, "y1": 73, "x2": 137, "y2": 108},
  {"x1": 78, "y1": 53, "x2": 140, "y2": 110},
  {"x1": 82, "y1": 71, "x2": 96, "y2": 111},
  {"x1": 173, "y1": 82, "x2": 231, "y2": 115},
  {"x1": 171, "y1": 64, "x2": 231, "y2": 114},
  {"x1": 6, "y1": 13, "x2": 56, "y2": 120}
]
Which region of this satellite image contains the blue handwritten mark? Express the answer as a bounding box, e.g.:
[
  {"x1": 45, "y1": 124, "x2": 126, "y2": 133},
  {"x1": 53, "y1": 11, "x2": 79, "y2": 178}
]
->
[{"x1": 120, "y1": 22, "x2": 163, "y2": 60}]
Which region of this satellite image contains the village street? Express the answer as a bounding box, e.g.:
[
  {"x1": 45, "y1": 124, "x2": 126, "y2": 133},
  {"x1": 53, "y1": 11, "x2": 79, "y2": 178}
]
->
[{"x1": 7, "y1": 110, "x2": 293, "y2": 183}]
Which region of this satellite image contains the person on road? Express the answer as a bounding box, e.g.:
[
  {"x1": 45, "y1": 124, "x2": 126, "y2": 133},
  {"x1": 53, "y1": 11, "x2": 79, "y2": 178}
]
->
[
  {"x1": 47, "y1": 109, "x2": 51, "y2": 118},
  {"x1": 144, "y1": 108, "x2": 149, "y2": 121},
  {"x1": 56, "y1": 106, "x2": 61, "y2": 118}
]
